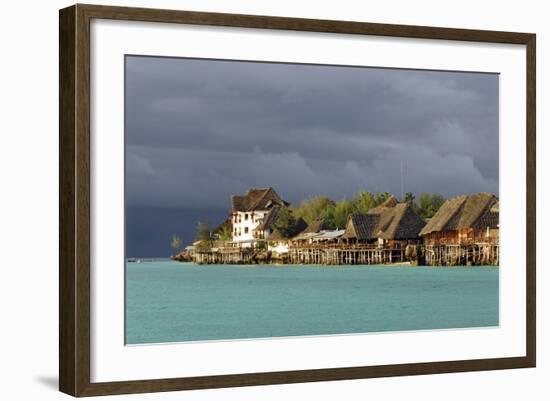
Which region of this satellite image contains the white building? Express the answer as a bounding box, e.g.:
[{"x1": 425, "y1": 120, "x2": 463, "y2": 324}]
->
[{"x1": 230, "y1": 188, "x2": 288, "y2": 247}]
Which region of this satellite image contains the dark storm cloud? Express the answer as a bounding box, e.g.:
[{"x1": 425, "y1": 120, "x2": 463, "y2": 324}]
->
[
  {"x1": 124, "y1": 56, "x2": 498, "y2": 256},
  {"x1": 126, "y1": 56, "x2": 498, "y2": 206}
]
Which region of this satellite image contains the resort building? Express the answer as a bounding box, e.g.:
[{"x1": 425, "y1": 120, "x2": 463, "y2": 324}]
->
[
  {"x1": 258, "y1": 205, "x2": 307, "y2": 255},
  {"x1": 291, "y1": 219, "x2": 335, "y2": 245},
  {"x1": 230, "y1": 187, "x2": 289, "y2": 247},
  {"x1": 187, "y1": 190, "x2": 500, "y2": 266},
  {"x1": 419, "y1": 192, "x2": 499, "y2": 265},
  {"x1": 341, "y1": 196, "x2": 426, "y2": 247},
  {"x1": 264, "y1": 216, "x2": 307, "y2": 257},
  {"x1": 286, "y1": 198, "x2": 425, "y2": 265}
]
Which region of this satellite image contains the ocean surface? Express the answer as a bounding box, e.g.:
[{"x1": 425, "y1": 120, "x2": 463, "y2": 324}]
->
[{"x1": 125, "y1": 261, "x2": 499, "y2": 344}]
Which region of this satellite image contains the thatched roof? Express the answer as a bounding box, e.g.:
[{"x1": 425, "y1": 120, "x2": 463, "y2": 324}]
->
[
  {"x1": 294, "y1": 218, "x2": 308, "y2": 235},
  {"x1": 342, "y1": 199, "x2": 426, "y2": 240},
  {"x1": 231, "y1": 187, "x2": 288, "y2": 212},
  {"x1": 419, "y1": 192, "x2": 498, "y2": 236},
  {"x1": 369, "y1": 196, "x2": 398, "y2": 213},
  {"x1": 268, "y1": 217, "x2": 307, "y2": 240},
  {"x1": 342, "y1": 214, "x2": 380, "y2": 240},
  {"x1": 477, "y1": 201, "x2": 499, "y2": 230},
  {"x1": 256, "y1": 205, "x2": 281, "y2": 232},
  {"x1": 314, "y1": 229, "x2": 346, "y2": 240},
  {"x1": 292, "y1": 231, "x2": 320, "y2": 242},
  {"x1": 255, "y1": 205, "x2": 307, "y2": 240},
  {"x1": 299, "y1": 219, "x2": 332, "y2": 235}
]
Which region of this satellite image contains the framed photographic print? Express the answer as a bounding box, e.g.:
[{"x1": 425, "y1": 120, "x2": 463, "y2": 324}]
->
[{"x1": 59, "y1": 4, "x2": 536, "y2": 397}]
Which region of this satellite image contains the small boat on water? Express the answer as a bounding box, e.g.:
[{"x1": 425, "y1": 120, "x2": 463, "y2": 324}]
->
[{"x1": 127, "y1": 258, "x2": 142, "y2": 263}]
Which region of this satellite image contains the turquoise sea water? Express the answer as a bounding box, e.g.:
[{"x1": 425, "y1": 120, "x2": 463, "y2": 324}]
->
[{"x1": 125, "y1": 261, "x2": 499, "y2": 344}]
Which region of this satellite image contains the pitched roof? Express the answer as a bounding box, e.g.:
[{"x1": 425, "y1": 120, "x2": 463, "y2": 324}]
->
[
  {"x1": 262, "y1": 210, "x2": 308, "y2": 240},
  {"x1": 475, "y1": 201, "x2": 499, "y2": 230},
  {"x1": 419, "y1": 192, "x2": 498, "y2": 236},
  {"x1": 377, "y1": 203, "x2": 427, "y2": 239},
  {"x1": 314, "y1": 229, "x2": 346, "y2": 240},
  {"x1": 299, "y1": 219, "x2": 332, "y2": 235},
  {"x1": 342, "y1": 200, "x2": 426, "y2": 240},
  {"x1": 369, "y1": 196, "x2": 398, "y2": 213},
  {"x1": 231, "y1": 187, "x2": 287, "y2": 212},
  {"x1": 268, "y1": 217, "x2": 307, "y2": 240},
  {"x1": 292, "y1": 233, "x2": 316, "y2": 242},
  {"x1": 256, "y1": 205, "x2": 281, "y2": 232},
  {"x1": 342, "y1": 213, "x2": 380, "y2": 240}
]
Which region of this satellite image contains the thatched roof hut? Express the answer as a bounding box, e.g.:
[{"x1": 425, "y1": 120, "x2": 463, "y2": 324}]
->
[
  {"x1": 299, "y1": 219, "x2": 332, "y2": 235},
  {"x1": 342, "y1": 196, "x2": 426, "y2": 241},
  {"x1": 256, "y1": 205, "x2": 282, "y2": 232},
  {"x1": 342, "y1": 214, "x2": 380, "y2": 241},
  {"x1": 256, "y1": 205, "x2": 307, "y2": 240},
  {"x1": 231, "y1": 187, "x2": 288, "y2": 212},
  {"x1": 419, "y1": 192, "x2": 498, "y2": 237}
]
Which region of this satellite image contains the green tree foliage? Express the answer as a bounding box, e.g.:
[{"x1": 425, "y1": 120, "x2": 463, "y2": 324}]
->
[
  {"x1": 323, "y1": 206, "x2": 336, "y2": 229},
  {"x1": 414, "y1": 193, "x2": 445, "y2": 218},
  {"x1": 272, "y1": 206, "x2": 310, "y2": 238},
  {"x1": 404, "y1": 192, "x2": 415, "y2": 203},
  {"x1": 288, "y1": 190, "x2": 446, "y2": 231},
  {"x1": 292, "y1": 196, "x2": 335, "y2": 224},
  {"x1": 195, "y1": 221, "x2": 213, "y2": 251},
  {"x1": 272, "y1": 206, "x2": 297, "y2": 238},
  {"x1": 292, "y1": 191, "x2": 398, "y2": 230},
  {"x1": 382, "y1": 192, "x2": 392, "y2": 201},
  {"x1": 170, "y1": 234, "x2": 182, "y2": 255},
  {"x1": 333, "y1": 199, "x2": 356, "y2": 229},
  {"x1": 217, "y1": 224, "x2": 233, "y2": 241},
  {"x1": 355, "y1": 191, "x2": 375, "y2": 213},
  {"x1": 355, "y1": 190, "x2": 391, "y2": 213}
]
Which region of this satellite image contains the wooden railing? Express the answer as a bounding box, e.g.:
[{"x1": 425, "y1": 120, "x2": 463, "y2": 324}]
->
[
  {"x1": 209, "y1": 240, "x2": 408, "y2": 251},
  {"x1": 288, "y1": 243, "x2": 404, "y2": 250}
]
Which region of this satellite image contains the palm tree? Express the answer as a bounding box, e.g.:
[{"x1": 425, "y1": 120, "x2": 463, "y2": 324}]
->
[
  {"x1": 170, "y1": 234, "x2": 182, "y2": 256},
  {"x1": 404, "y1": 192, "x2": 415, "y2": 203}
]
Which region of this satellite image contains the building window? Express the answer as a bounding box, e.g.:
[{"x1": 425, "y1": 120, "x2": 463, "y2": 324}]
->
[
  {"x1": 245, "y1": 213, "x2": 249, "y2": 220},
  {"x1": 244, "y1": 227, "x2": 249, "y2": 234}
]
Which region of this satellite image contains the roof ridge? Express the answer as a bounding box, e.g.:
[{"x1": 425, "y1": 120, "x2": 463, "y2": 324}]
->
[
  {"x1": 462, "y1": 193, "x2": 496, "y2": 227},
  {"x1": 246, "y1": 187, "x2": 271, "y2": 193},
  {"x1": 248, "y1": 187, "x2": 272, "y2": 211},
  {"x1": 441, "y1": 195, "x2": 467, "y2": 231}
]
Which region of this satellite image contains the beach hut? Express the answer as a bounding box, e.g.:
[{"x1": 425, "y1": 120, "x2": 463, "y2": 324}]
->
[
  {"x1": 341, "y1": 196, "x2": 426, "y2": 248},
  {"x1": 257, "y1": 206, "x2": 307, "y2": 255},
  {"x1": 419, "y1": 192, "x2": 499, "y2": 246},
  {"x1": 291, "y1": 219, "x2": 333, "y2": 246},
  {"x1": 419, "y1": 192, "x2": 499, "y2": 265},
  {"x1": 311, "y1": 229, "x2": 346, "y2": 245}
]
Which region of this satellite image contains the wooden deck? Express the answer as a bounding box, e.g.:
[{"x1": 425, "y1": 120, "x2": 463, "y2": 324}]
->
[
  {"x1": 191, "y1": 241, "x2": 499, "y2": 266},
  {"x1": 288, "y1": 246, "x2": 405, "y2": 265},
  {"x1": 424, "y1": 243, "x2": 499, "y2": 266}
]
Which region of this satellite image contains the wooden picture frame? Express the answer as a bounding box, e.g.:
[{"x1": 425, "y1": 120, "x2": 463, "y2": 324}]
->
[{"x1": 59, "y1": 3, "x2": 536, "y2": 397}]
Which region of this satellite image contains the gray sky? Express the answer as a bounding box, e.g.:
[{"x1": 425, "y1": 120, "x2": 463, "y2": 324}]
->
[{"x1": 125, "y1": 55, "x2": 498, "y2": 257}]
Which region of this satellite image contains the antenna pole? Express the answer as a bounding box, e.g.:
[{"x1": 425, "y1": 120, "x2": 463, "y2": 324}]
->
[{"x1": 400, "y1": 160, "x2": 404, "y2": 201}]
